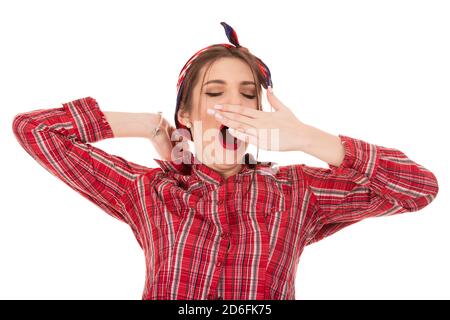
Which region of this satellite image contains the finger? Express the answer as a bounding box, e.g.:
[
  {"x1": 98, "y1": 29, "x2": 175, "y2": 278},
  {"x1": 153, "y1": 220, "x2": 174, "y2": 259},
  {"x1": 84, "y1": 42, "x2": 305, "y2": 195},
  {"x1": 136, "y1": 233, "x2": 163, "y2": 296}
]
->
[
  {"x1": 172, "y1": 139, "x2": 189, "y2": 159},
  {"x1": 228, "y1": 127, "x2": 259, "y2": 146},
  {"x1": 213, "y1": 104, "x2": 262, "y2": 118},
  {"x1": 210, "y1": 109, "x2": 256, "y2": 127},
  {"x1": 266, "y1": 87, "x2": 286, "y2": 111},
  {"x1": 168, "y1": 126, "x2": 179, "y2": 141},
  {"x1": 173, "y1": 127, "x2": 191, "y2": 141},
  {"x1": 213, "y1": 112, "x2": 254, "y2": 132},
  {"x1": 171, "y1": 130, "x2": 183, "y2": 142},
  {"x1": 170, "y1": 131, "x2": 190, "y2": 160},
  {"x1": 154, "y1": 130, "x2": 173, "y2": 161}
]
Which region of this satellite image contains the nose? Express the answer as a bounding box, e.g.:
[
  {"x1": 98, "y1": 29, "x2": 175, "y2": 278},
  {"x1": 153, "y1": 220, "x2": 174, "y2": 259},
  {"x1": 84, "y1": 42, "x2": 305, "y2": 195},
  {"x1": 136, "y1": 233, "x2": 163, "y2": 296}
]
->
[
  {"x1": 228, "y1": 90, "x2": 243, "y2": 106},
  {"x1": 211, "y1": 91, "x2": 243, "y2": 128},
  {"x1": 215, "y1": 90, "x2": 243, "y2": 108}
]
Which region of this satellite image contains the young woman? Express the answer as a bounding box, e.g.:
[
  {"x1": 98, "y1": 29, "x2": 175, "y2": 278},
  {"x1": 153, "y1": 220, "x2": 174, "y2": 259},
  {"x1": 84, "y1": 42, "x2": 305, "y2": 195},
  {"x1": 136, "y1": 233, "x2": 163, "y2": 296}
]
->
[{"x1": 12, "y1": 22, "x2": 439, "y2": 300}]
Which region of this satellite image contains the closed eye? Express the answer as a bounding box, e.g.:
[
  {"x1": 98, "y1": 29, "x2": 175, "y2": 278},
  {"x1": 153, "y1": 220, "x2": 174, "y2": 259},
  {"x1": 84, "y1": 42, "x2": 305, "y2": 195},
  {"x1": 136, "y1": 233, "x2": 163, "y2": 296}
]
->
[{"x1": 206, "y1": 92, "x2": 256, "y2": 99}]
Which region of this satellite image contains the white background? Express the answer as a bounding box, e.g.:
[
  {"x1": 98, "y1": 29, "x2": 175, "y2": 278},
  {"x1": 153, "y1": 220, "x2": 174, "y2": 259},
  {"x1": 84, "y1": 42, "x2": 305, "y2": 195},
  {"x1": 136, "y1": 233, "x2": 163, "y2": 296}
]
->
[{"x1": 1, "y1": 0, "x2": 448, "y2": 299}]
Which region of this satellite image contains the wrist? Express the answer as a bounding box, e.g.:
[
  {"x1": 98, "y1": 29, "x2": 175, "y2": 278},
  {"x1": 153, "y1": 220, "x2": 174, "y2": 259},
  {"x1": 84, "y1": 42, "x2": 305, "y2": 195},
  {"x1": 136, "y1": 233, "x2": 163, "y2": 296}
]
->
[
  {"x1": 104, "y1": 111, "x2": 158, "y2": 139},
  {"x1": 294, "y1": 122, "x2": 314, "y2": 152},
  {"x1": 148, "y1": 112, "x2": 164, "y2": 140},
  {"x1": 297, "y1": 123, "x2": 346, "y2": 167}
]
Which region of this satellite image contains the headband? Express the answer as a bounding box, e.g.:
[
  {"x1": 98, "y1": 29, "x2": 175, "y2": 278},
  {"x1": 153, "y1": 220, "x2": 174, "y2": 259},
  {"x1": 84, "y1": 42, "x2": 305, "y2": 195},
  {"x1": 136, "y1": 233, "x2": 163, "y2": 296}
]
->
[{"x1": 174, "y1": 21, "x2": 273, "y2": 138}]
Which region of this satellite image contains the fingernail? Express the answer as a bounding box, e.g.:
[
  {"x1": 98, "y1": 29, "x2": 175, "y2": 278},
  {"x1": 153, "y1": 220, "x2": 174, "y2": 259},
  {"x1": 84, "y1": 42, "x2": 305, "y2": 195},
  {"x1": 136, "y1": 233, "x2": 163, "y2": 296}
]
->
[
  {"x1": 215, "y1": 112, "x2": 223, "y2": 119},
  {"x1": 268, "y1": 86, "x2": 273, "y2": 93},
  {"x1": 214, "y1": 104, "x2": 223, "y2": 109},
  {"x1": 207, "y1": 108, "x2": 215, "y2": 115}
]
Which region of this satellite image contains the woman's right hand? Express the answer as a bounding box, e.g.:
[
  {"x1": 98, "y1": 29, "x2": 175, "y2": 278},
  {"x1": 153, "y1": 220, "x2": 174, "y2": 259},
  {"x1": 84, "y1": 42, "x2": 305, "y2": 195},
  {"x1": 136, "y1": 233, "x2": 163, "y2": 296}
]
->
[{"x1": 148, "y1": 113, "x2": 190, "y2": 161}]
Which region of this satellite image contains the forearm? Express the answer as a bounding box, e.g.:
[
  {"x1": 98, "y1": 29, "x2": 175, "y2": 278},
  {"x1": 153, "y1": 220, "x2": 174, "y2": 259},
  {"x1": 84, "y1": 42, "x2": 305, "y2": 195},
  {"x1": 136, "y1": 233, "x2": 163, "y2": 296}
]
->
[
  {"x1": 298, "y1": 123, "x2": 346, "y2": 167},
  {"x1": 103, "y1": 111, "x2": 156, "y2": 139}
]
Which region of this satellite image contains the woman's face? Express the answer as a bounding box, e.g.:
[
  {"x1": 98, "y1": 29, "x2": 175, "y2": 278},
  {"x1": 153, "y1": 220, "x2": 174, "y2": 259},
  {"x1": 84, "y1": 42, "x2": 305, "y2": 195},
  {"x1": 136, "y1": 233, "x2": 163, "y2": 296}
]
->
[{"x1": 178, "y1": 57, "x2": 259, "y2": 172}]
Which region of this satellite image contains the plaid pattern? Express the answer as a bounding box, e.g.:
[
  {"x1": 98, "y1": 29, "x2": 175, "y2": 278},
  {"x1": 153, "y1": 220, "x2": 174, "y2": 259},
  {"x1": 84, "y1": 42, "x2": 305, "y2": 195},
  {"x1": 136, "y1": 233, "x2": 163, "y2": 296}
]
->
[{"x1": 12, "y1": 97, "x2": 439, "y2": 300}]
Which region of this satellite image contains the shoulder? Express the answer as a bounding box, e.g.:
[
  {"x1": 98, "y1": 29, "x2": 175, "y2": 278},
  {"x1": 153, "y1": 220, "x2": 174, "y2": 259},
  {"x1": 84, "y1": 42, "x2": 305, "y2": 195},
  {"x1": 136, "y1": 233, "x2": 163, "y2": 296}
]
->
[
  {"x1": 260, "y1": 162, "x2": 306, "y2": 182},
  {"x1": 253, "y1": 163, "x2": 310, "y2": 195}
]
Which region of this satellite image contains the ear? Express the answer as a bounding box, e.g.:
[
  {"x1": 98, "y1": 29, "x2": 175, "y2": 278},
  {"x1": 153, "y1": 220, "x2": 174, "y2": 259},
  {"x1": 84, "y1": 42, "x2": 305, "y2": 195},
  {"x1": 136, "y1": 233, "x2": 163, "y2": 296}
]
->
[{"x1": 177, "y1": 107, "x2": 191, "y2": 127}]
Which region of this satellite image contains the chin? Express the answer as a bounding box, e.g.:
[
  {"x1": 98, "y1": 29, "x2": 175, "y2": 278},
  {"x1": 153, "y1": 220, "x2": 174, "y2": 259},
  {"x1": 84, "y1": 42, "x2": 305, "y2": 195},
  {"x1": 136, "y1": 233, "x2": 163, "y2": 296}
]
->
[{"x1": 197, "y1": 139, "x2": 248, "y2": 165}]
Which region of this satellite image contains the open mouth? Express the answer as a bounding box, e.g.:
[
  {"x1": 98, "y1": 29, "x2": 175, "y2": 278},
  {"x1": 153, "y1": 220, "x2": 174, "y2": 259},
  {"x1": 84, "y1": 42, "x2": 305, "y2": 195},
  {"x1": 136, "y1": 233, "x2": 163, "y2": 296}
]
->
[{"x1": 219, "y1": 124, "x2": 242, "y2": 151}]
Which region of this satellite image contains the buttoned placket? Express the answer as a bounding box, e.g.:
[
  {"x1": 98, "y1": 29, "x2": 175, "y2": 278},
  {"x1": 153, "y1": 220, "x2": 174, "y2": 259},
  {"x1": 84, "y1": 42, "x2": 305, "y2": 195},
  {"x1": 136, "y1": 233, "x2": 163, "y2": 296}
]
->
[
  {"x1": 191, "y1": 153, "x2": 272, "y2": 300},
  {"x1": 153, "y1": 150, "x2": 274, "y2": 300},
  {"x1": 204, "y1": 175, "x2": 233, "y2": 300},
  {"x1": 198, "y1": 161, "x2": 251, "y2": 300}
]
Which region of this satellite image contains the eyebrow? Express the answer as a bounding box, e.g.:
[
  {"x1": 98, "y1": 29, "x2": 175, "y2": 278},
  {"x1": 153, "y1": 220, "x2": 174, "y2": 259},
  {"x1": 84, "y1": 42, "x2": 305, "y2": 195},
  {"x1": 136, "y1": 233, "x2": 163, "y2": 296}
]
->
[{"x1": 203, "y1": 79, "x2": 256, "y2": 87}]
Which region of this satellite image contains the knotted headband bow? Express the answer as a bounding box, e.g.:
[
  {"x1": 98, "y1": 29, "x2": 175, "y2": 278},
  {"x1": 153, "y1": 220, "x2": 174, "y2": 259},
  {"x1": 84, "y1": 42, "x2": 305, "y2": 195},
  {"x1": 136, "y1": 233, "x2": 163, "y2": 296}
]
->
[{"x1": 174, "y1": 21, "x2": 273, "y2": 136}]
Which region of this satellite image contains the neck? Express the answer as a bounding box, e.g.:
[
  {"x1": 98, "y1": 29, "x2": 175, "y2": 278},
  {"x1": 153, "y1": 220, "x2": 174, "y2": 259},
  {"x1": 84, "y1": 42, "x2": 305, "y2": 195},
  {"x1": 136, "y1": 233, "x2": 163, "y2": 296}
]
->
[
  {"x1": 206, "y1": 162, "x2": 243, "y2": 180},
  {"x1": 193, "y1": 151, "x2": 247, "y2": 179}
]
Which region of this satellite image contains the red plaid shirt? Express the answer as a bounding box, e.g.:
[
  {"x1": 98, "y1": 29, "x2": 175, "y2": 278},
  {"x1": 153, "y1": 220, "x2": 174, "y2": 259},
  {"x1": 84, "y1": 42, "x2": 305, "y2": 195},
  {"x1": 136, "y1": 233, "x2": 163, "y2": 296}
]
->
[{"x1": 12, "y1": 96, "x2": 439, "y2": 300}]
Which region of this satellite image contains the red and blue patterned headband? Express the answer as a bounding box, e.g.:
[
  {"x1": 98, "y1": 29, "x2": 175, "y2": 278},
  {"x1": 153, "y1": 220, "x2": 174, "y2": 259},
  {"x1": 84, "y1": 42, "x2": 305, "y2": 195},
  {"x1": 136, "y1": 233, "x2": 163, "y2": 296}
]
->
[{"x1": 174, "y1": 21, "x2": 273, "y2": 133}]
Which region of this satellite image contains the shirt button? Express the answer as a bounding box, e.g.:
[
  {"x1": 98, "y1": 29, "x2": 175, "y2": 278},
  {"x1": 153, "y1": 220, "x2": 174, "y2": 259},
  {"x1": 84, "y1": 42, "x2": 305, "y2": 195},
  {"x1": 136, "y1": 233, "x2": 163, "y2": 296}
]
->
[{"x1": 216, "y1": 261, "x2": 222, "y2": 267}]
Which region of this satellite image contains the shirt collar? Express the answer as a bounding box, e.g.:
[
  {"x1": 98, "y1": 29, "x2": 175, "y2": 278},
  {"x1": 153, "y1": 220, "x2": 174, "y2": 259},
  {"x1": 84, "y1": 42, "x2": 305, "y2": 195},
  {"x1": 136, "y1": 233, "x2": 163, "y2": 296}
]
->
[{"x1": 153, "y1": 150, "x2": 276, "y2": 185}]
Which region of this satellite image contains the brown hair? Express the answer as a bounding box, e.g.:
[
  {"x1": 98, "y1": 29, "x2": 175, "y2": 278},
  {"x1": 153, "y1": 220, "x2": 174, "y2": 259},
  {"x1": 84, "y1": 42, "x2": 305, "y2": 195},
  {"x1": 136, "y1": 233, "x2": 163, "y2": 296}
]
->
[
  {"x1": 174, "y1": 45, "x2": 275, "y2": 195},
  {"x1": 175, "y1": 45, "x2": 269, "y2": 141}
]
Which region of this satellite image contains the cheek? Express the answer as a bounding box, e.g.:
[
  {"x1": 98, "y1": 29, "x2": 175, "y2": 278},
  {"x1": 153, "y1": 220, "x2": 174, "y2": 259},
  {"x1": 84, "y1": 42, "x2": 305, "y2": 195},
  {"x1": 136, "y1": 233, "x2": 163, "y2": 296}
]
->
[
  {"x1": 192, "y1": 117, "x2": 220, "y2": 143},
  {"x1": 204, "y1": 113, "x2": 220, "y2": 131}
]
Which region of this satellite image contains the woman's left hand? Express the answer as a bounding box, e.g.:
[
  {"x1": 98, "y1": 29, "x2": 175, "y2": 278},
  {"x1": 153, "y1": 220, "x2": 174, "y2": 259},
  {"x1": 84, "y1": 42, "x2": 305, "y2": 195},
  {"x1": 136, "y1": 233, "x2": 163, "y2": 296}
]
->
[{"x1": 208, "y1": 88, "x2": 309, "y2": 151}]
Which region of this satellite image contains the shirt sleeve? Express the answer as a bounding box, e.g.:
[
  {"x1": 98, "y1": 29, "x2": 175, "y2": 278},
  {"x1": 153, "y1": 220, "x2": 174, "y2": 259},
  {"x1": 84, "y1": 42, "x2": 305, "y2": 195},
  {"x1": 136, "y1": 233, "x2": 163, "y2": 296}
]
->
[
  {"x1": 298, "y1": 134, "x2": 439, "y2": 246},
  {"x1": 12, "y1": 96, "x2": 156, "y2": 226}
]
